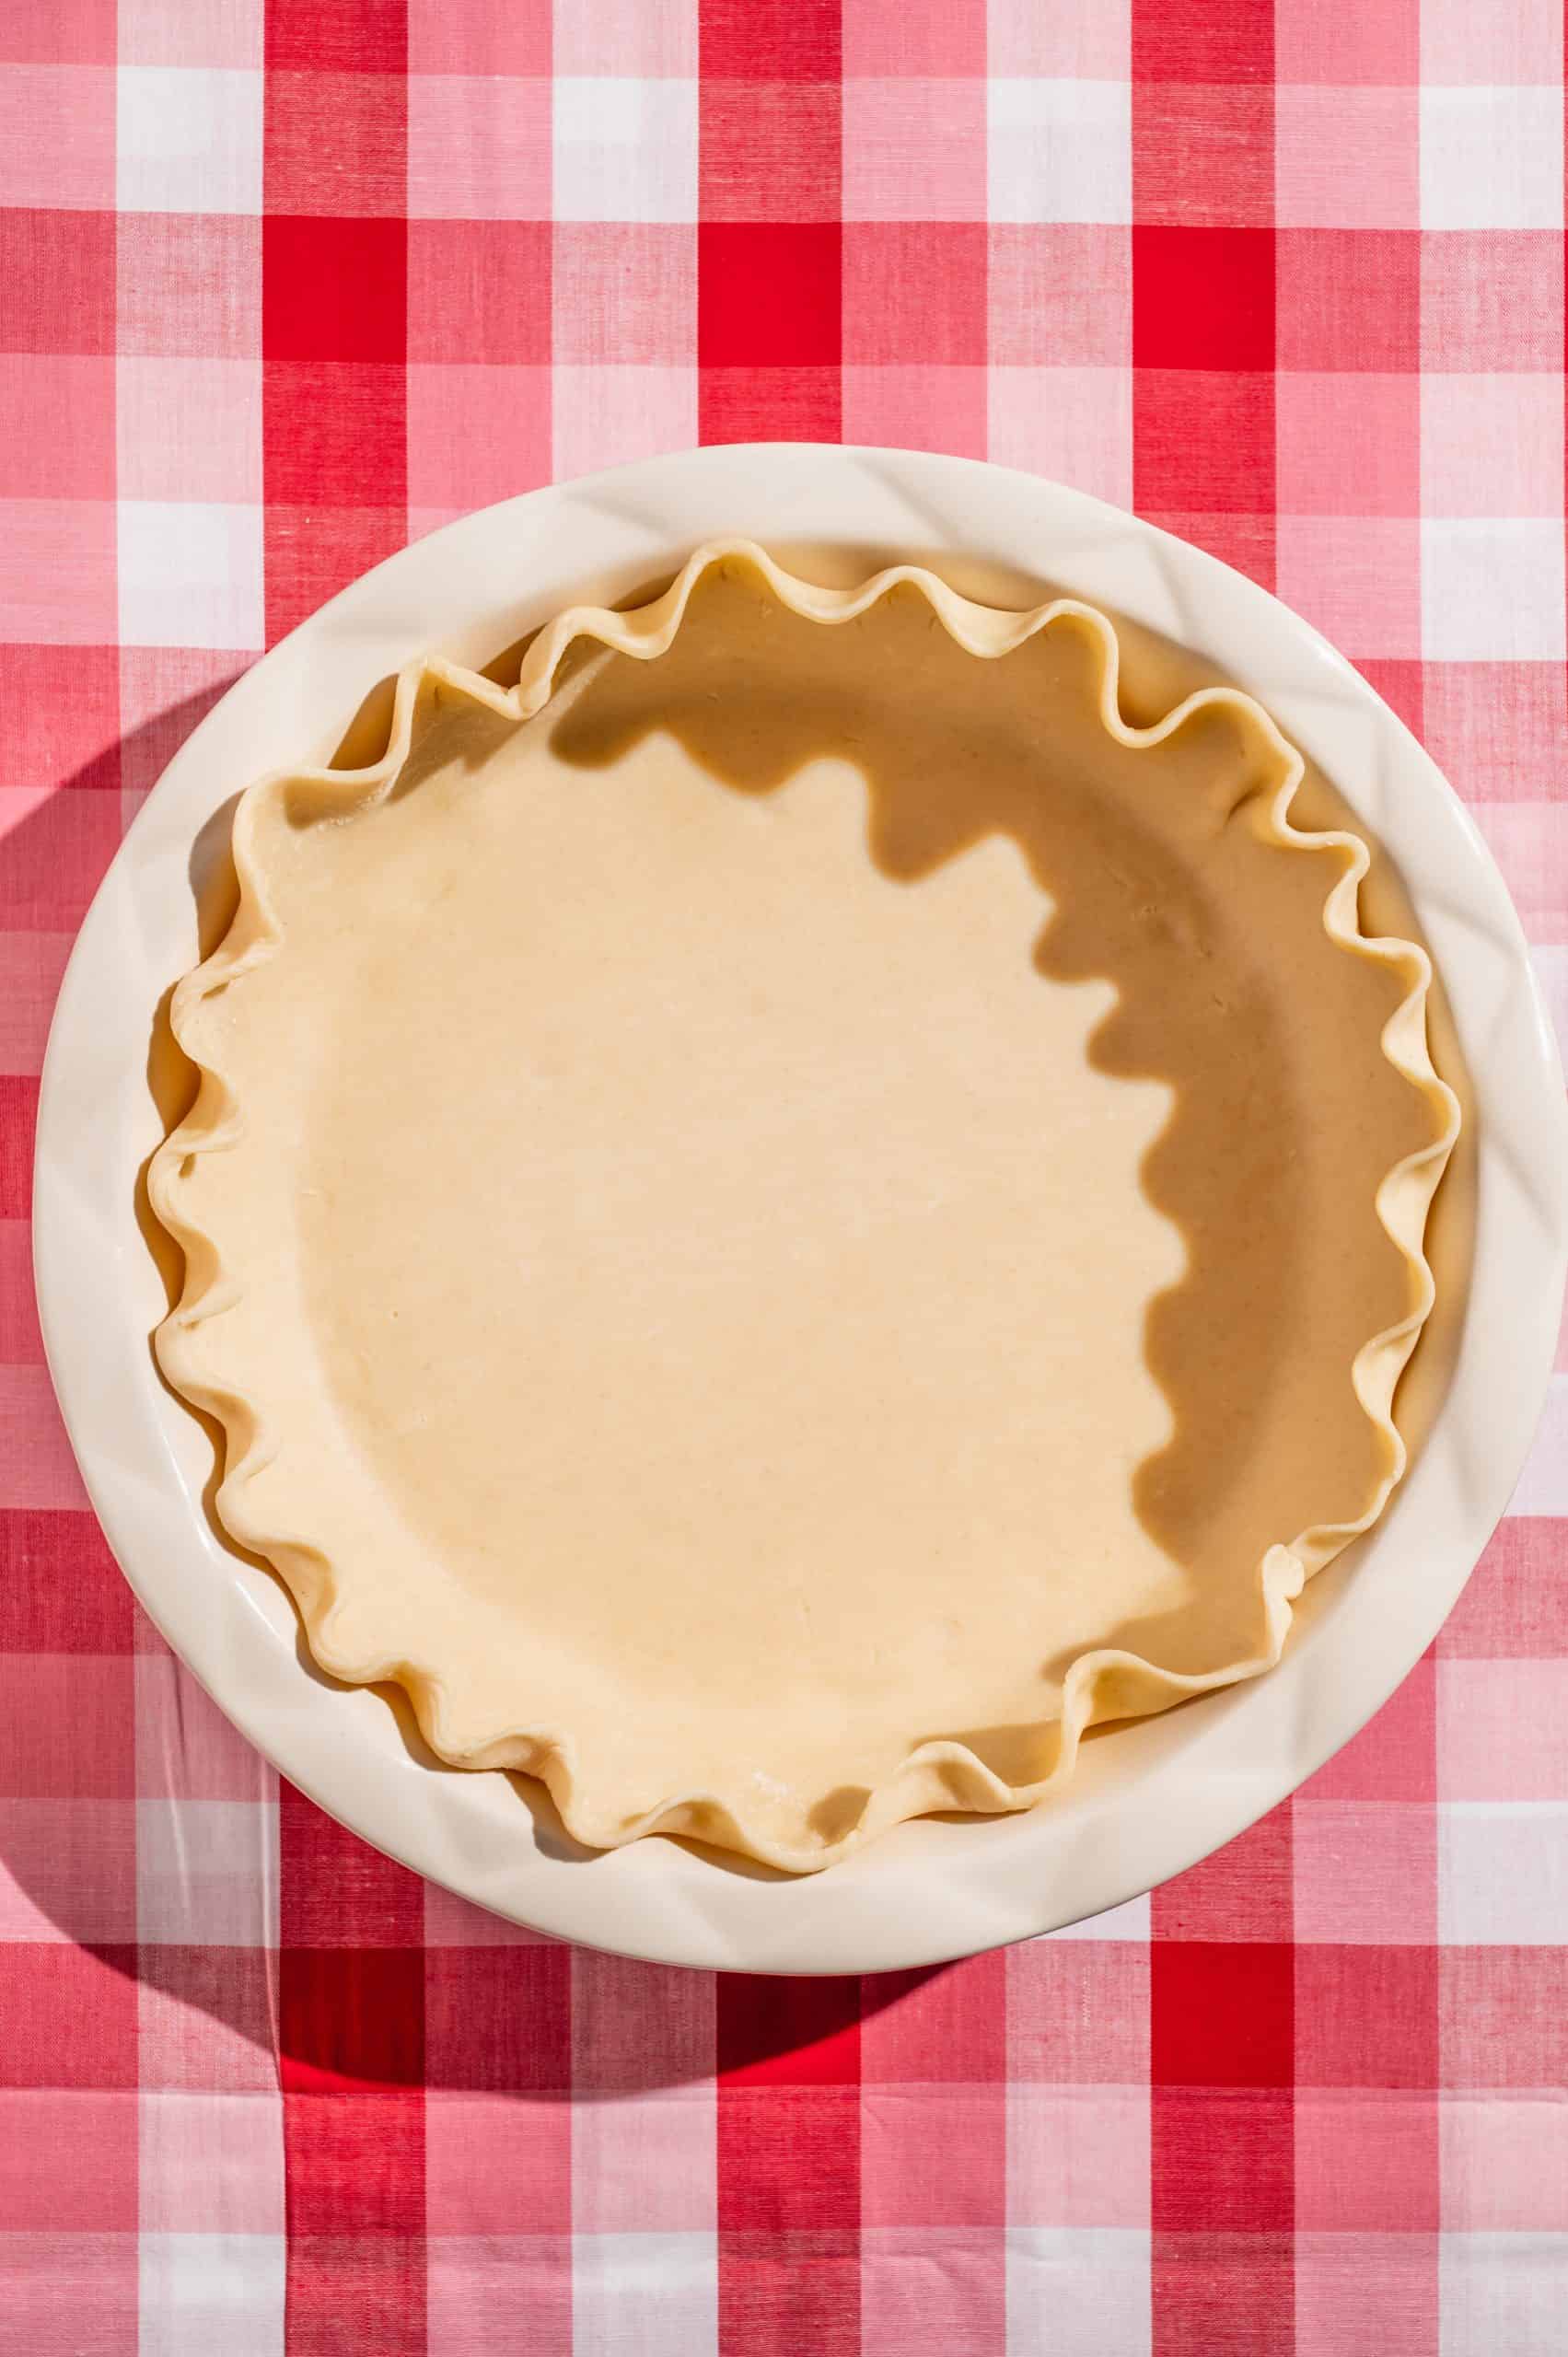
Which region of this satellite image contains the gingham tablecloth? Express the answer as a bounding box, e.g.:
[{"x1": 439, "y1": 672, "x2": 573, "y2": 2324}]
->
[{"x1": 4, "y1": 3, "x2": 1568, "y2": 2351}]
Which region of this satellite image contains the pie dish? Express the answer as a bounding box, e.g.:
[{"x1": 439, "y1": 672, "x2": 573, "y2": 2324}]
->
[{"x1": 146, "y1": 539, "x2": 1459, "y2": 1873}]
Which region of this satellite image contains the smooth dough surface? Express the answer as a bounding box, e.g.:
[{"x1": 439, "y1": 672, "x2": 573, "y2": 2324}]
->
[{"x1": 152, "y1": 551, "x2": 1456, "y2": 1866}]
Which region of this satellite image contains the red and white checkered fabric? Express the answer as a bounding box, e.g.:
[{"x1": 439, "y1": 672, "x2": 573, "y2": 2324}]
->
[{"x1": 4, "y1": 1, "x2": 1567, "y2": 2349}]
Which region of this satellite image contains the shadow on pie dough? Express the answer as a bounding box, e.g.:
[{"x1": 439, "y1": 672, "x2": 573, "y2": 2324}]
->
[{"x1": 147, "y1": 545, "x2": 1460, "y2": 1871}]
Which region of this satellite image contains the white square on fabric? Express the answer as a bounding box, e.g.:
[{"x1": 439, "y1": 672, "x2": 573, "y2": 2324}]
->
[
  {"x1": 1439, "y1": 2234, "x2": 1568, "y2": 2357},
  {"x1": 118, "y1": 501, "x2": 264, "y2": 652},
  {"x1": 552, "y1": 77, "x2": 699, "y2": 223},
  {"x1": 987, "y1": 79, "x2": 1132, "y2": 227},
  {"x1": 1006, "y1": 2226, "x2": 1152, "y2": 2357},
  {"x1": 1440, "y1": 1805, "x2": 1568, "y2": 1944},
  {"x1": 1419, "y1": 86, "x2": 1562, "y2": 230},
  {"x1": 135, "y1": 1797, "x2": 279, "y2": 1946},
  {"x1": 571, "y1": 2231, "x2": 718, "y2": 2357},
  {"x1": 138, "y1": 2233, "x2": 286, "y2": 2357},
  {"x1": 1421, "y1": 517, "x2": 1565, "y2": 661},
  {"x1": 116, "y1": 66, "x2": 263, "y2": 215}
]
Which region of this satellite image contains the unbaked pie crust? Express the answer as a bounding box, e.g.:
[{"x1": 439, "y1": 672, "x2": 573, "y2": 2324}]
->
[{"x1": 149, "y1": 544, "x2": 1460, "y2": 1870}]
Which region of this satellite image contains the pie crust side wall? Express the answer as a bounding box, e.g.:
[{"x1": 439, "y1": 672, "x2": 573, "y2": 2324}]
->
[{"x1": 147, "y1": 543, "x2": 1462, "y2": 1872}]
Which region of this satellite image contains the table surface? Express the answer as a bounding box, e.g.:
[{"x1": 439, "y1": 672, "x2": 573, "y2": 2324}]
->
[{"x1": 5, "y1": 3, "x2": 1568, "y2": 2351}]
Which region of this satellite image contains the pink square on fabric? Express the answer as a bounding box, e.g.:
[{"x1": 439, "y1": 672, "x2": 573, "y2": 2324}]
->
[
  {"x1": 1133, "y1": 84, "x2": 1273, "y2": 229},
  {"x1": 552, "y1": 222, "x2": 692, "y2": 365},
  {"x1": 0, "y1": 66, "x2": 116, "y2": 208},
  {"x1": 134, "y1": 1653, "x2": 273, "y2": 1802},
  {"x1": 572, "y1": 1950, "x2": 714, "y2": 2093},
  {"x1": 1151, "y1": 1806, "x2": 1294, "y2": 1942},
  {"x1": 1422, "y1": 666, "x2": 1568, "y2": 807},
  {"x1": 1441, "y1": 2096, "x2": 1568, "y2": 2230},
  {"x1": 1470, "y1": 801, "x2": 1568, "y2": 942},
  {"x1": 989, "y1": 225, "x2": 1132, "y2": 367},
  {"x1": 1420, "y1": 229, "x2": 1563, "y2": 371},
  {"x1": 1275, "y1": 515, "x2": 1423, "y2": 658},
  {"x1": 1006, "y1": 1944, "x2": 1150, "y2": 2083},
  {"x1": 1295, "y1": 2091, "x2": 1440, "y2": 2230},
  {"x1": 1421, "y1": 0, "x2": 1561, "y2": 85},
  {"x1": 552, "y1": 0, "x2": 694, "y2": 75},
  {"x1": 427, "y1": 2235, "x2": 573, "y2": 2357},
  {"x1": 425, "y1": 2094, "x2": 573, "y2": 2235},
  {"x1": 115, "y1": 355, "x2": 262, "y2": 503},
  {"x1": 138, "y1": 2089, "x2": 285, "y2": 2233},
  {"x1": 1438, "y1": 1658, "x2": 1568, "y2": 1800},
  {"x1": 264, "y1": 69, "x2": 408, "y2": 218},
  {"x1": 843, "y1": 363, "x2": 988, "y2": 459},
  {"x1": 0, "y1": 0, "x2": 117, "y2": 63},
  {"x1": 4, "y1": 2234, "x2": 138, "y2": 2353},
  {"x1": 1438, "y1": 1517, "x2": 1568, "y2": 1655},
  {"x1": 1293, "y1": 1802, "x2": 1437, "y2": 1945},
  {"x1": 550, "y1": 364, "x2": 696, "y2": 480},
  {"x1": 987, "y1": 0, "x2": 1130, "y2": 77},
  {"x1": 0, "y1": 644, "x2": 120, "y2": 795},
  {"x1": 1276, "y1": 372, "x2": 1422, "y2": 517},
  {"x1": 0, "y1": 355, "x2": 115, "y2": 498},
  {"x1": 842, "y1": 77, "x2": 988, "y2": 221},
  {"x1": 862, "y1": 2084, "x2": 1005, "y2": 2229},
  {"x1": 117, "y1": 0, "x2": 263, "y2": 66},
  {"x1": 0, "y1": 935, "x2": 70, "y2": 1074},
  {"x1": 1303, "y1": 1657, "x2": 1435, "y2": 1803},
  {"x1": 1006, "y1": 2084, "x2": 1150, "y2": 2226},
  {"x1": 572, "y1": 2089, "x2": 715, "y2": 2235},
  {"x1": 2, "y1": 1943, "x2": 138, "y2": 2085},
  {"x1": 0, "y1": 1655, "x2": 134, "y2": 1798},
  {"x1": 1276, "y1": 0, "x2": 1418, "y2": 82},
  {"x1": 0, "y1": 2089, "x2": 137, "y2": 2227},
  {"x1": 863, "y1": 2227, "x2": 1005, "y2": 2357},
  {"x1": 1422, "y1": 372, "x2": 1563, "y2": 517},
  {"x1": 408, "y1": 0, "x2": 552, "y2": 74},
  {"x1": 1275, "y1": 86, "x2": 1421, "y2": 231},
  {"x1": 423, "y1": 1882, "x2": 561, "y2": 1945},
  {"x1": 843, "y1": 0, "x2": 988, "y2": 75},
  {"x1": 407, "y1": 75, "x2": 552, "y2": 220},
  {"x1": 843, "y1": 223, "x2": 988, "y2": 363},
  {"x1": 862, "y1": 1955, "x2": 1005, "y2": 2082},
  {"x1": 405, "y1": 363, "x2": 553, "y2": 507},
  {"x1": 0, "y1": 500, "x2": 117, "y2": 645},
  {"x1": 988, "y1": 364, "x2": 1133, "y2": 503},
  {"x1": 0, "y1": 1797, "x2": 136, "y2": 1943},
  {"x1": 115, "y1": 213, "x2": 262, "y2": 360},
  {"x1": 1295, "y1": 2232, "x2": 1439, "y2": 2357},
  {"x1": 1440, "y1": 1948, "x2": 1568, "y2": 2087},
  {"x1": 137, "y1": 1946, "x2": 280, "y2": 2092},
  {"x1": 1295, "y1": 1946, "x2": 1439, "y2": 2089}
]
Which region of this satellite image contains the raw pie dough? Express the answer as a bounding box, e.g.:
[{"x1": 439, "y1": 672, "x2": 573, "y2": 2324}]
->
[{"x1": 150, "y1": 544, "x2": 1459, "y2": 1871}]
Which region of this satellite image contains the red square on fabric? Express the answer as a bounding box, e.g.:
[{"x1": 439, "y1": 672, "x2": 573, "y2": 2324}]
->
[
  {"x1": 281, "y1": 1947, "x2": 424, "y2": 2094},
  {"x1": 1133, "y1": 84, "x2": 1274, "y2": 228},
  {"x1": 702, "y1": 81, "x2": 841, "y2": 221},
  {"x1": 0, "y1": 1077, "x2": 35, "y2": 1220},
  {"x1": 408, "y1": 219, "x2": 552, "y2": 364},
  {"x1": 1154, "y1": 1811, "x2": 1294, "y2": 1945},
  {"x1": 1135, "y1": 367, "x2": 1274, "y2": 514},
  {"x1": 842, "y1": 223, "x2": 987, "y2": 364},
  {"x1": 698, "y1": 225, "x2": 842, "y2": 366},
  {"x1": 0, "y1": 208, "x2": 116, "y2": 356},
  {"x1": 1152, "y1": 2097, "x2": 1295, "y2": 2230},
  {"x1": 424, "y1": 2091, "x2": 573, "y2": 2235},
  {"x1": 279, "y1": 1784, "x2": 426, "y2": 1944},
  {"x1": 719, "y1": 2093, "x2": 861, "y2": 2232},
  {"x1": 424, "y1": 1946, "x2": 572, "y2": 2093},
  {"x1": 0, "y1": 645, "x2": 119, "y2": 794},
  {"x1": 1133, "y1": 228, "x2": 1274, "y2": 370},
  {"x1": 1357, "y1": 657, "x2": 1424, "y2": 740},
  {"x1": 263, "y1": 217, "x2": 407, "y2": 363},
  {"x1": 718, "y1": 1975, "x2": 861, "y2": 2087},
  {"x1": 265, "y1": 505, "x2": 407, "y2": 646},
  {"x1": 1132, "y1": 0, "x2": 1274, "y2": 82},
  {"x1": 861, "y1": 2084, "x2": 1005, "y2": 2230},
  {"x1": 700, "y1": 0, "x2": 841, "y2": 78},
  {"x1": 138, "y1": 1945, "x2": 280, "y2": 2092},
  {"x1": 266, "y1": 0, "x2": 406, "y2": 71},
  {"x1": 1275, "y1": 229, "x2": 1419, "y2": 371},
  {"x1": 1295, "y1": 1945, "x2": 1439, "y2": 2087},
  {"x1": 699, "y1": 364, "x2": 842, "y2": 442},
  {"x1": 571, "y1": 1949, "x2": 714, "y2": 2093},
  {"x1": 283, "y1": 2097, "x2": 427, "y2": 2236},
  {"x1": 0, "y1": 1655, "x2": 134, "y2": 1797},
  {"x1": 263, "y1": 361, "x2": 407, "y2": 505},
  {"x1": 0, "y1": 1511, "x2": 133, "y2": 1652},
  {"x1": 1154, "y1": 1945, "x2": 1295, "y2": 2087},
  {"x1": 0, "y1": 1944, "x2": 138, "y2": 2086},
  {"x1": 1303, "y1": 1655, "x2": 1435, "y2": 1801}
]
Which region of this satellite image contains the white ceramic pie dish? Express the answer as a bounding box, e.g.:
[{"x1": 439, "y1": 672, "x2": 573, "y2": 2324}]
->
[{"x1": 33, "y1": 445, "x2": 1568, "y2": 1972}]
